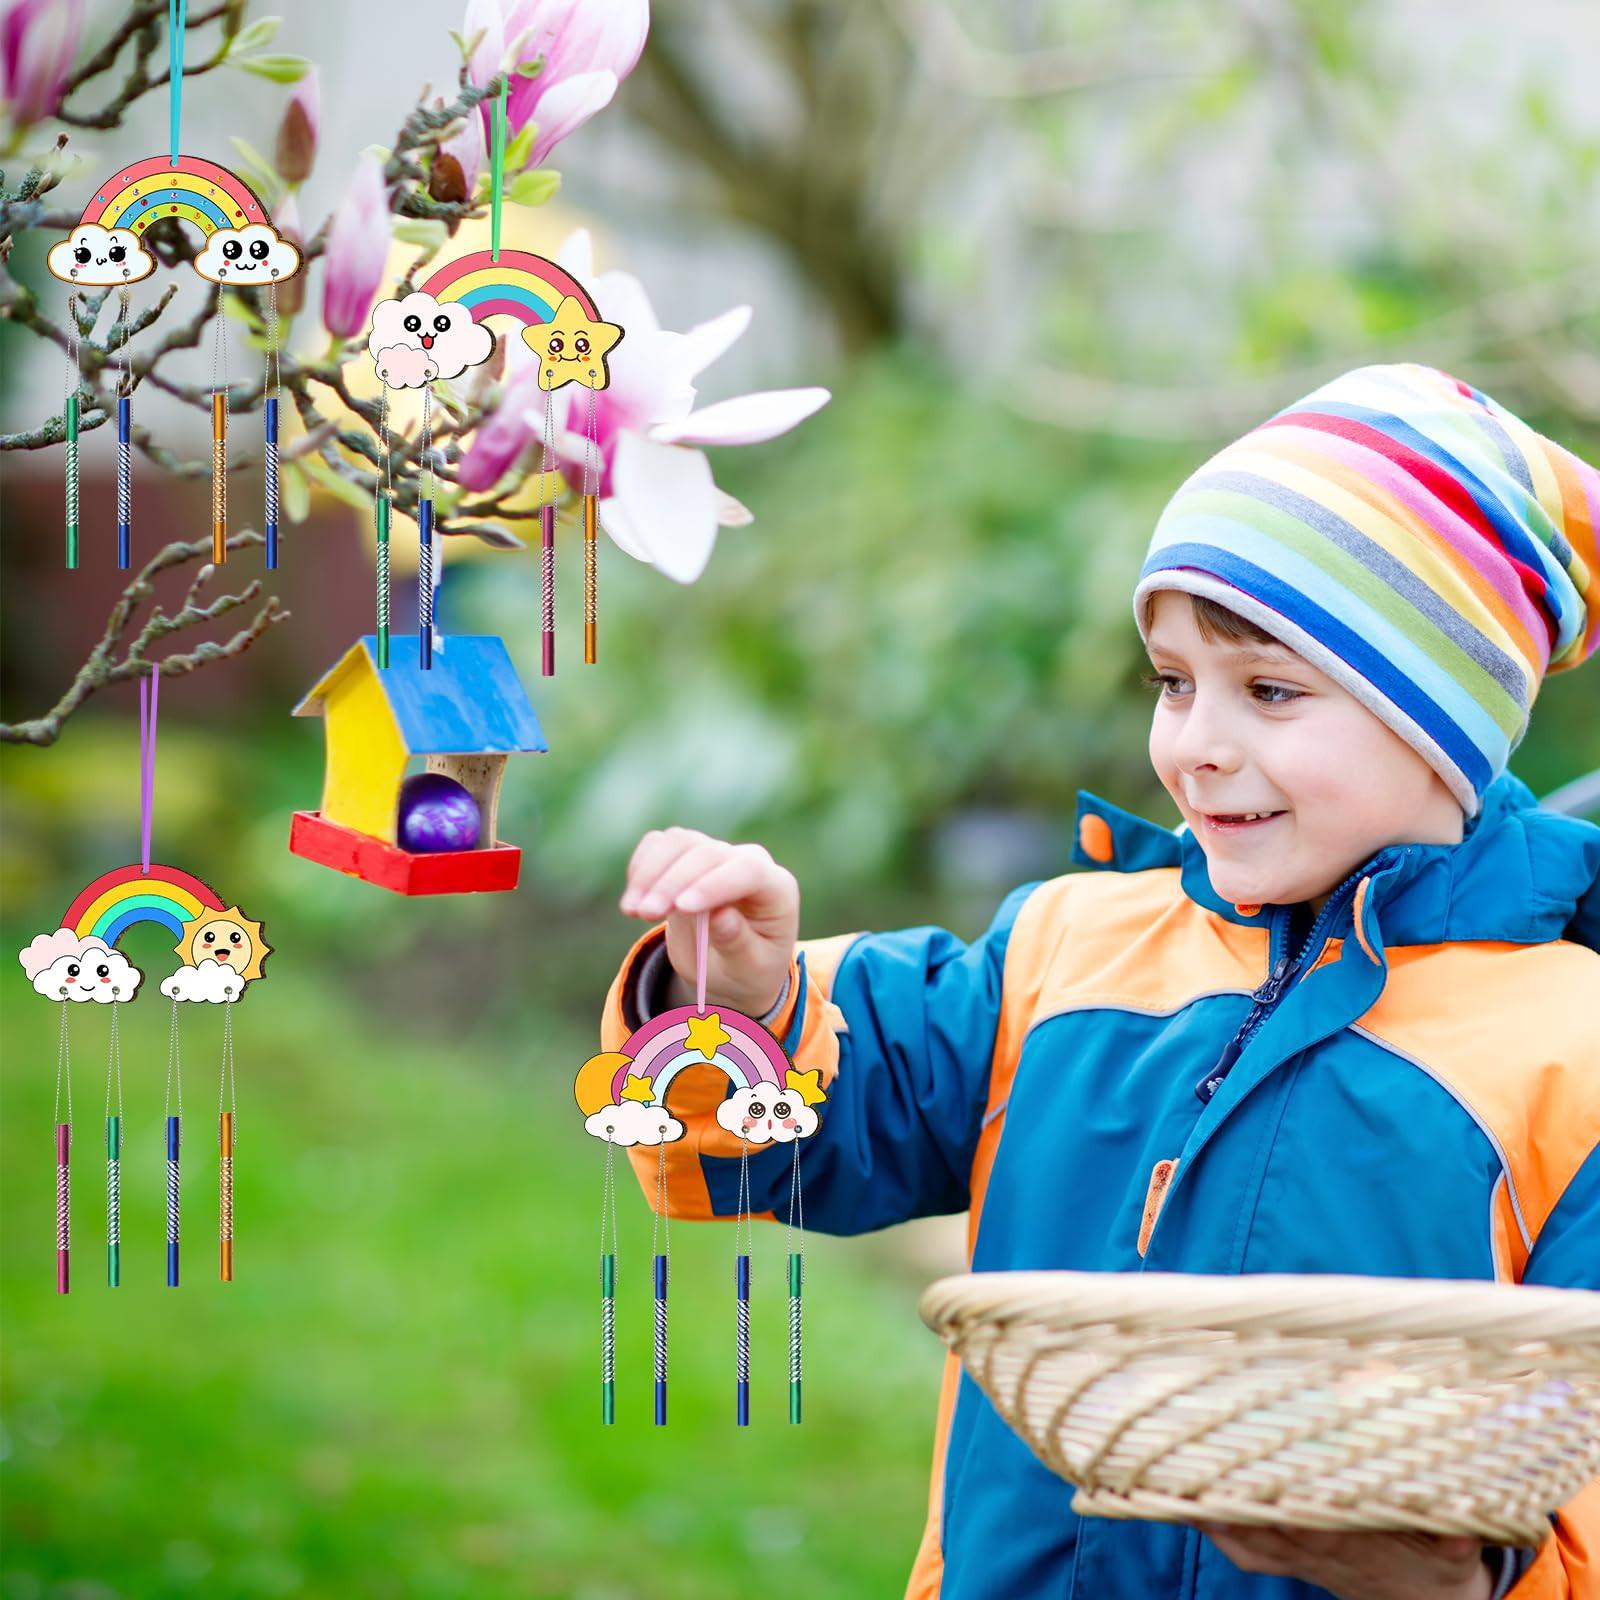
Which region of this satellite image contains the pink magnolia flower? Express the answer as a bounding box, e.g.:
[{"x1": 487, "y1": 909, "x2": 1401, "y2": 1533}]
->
[
  {"x1": 466, "y1": 0, "x2": 648, "y2": 167},
  {"x1": 274, "y1": 64, "x2": 320, "y2": 184},
  {"x1": 321, "y1": 152, "x2": 391, "y2": 340},
  {"x1": 456, "y1": 352, "x2": 544, "y2": 494},
  {"x1": 436, "y1": 97, "x2": 486, "y2": 198},
  {"x1": 540, "y1": 230, "x2": 829, "y2": 584},
  {"x1": 3, "y1": 0, "x2": 84, "y2": 128}
]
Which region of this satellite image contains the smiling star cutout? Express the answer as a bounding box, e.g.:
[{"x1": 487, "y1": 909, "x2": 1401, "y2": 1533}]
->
[
  {"x1": 684, "y1": 1011, "x2": 732, "y2": 1061},
  {"x1": 522, "y1": 296, "x2": 622, "y2": 392}
]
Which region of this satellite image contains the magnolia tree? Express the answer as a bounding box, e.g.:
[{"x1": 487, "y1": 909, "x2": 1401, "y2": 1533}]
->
[{"x1": 0, "y1": 0, "x2": 827, "y2": 744}]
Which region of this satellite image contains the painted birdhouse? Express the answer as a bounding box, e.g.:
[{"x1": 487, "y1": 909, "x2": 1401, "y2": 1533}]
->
[{"x1": 289, "y1": 635, "x2": 547, "y2": 895}]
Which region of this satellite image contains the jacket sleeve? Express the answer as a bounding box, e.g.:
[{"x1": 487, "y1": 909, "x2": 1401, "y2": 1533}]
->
[
  {"x1": 1506, "y1": 1144, "x2": 1600, "y2": 1598},
  {"x1": 597, "y1": 881, "x2": 1042, "y2": 1234}
]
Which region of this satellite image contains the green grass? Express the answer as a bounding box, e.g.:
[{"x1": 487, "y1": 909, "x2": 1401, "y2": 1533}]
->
[{"x1": 1, "y1": 914, "x2": 949, "y2": 1599}]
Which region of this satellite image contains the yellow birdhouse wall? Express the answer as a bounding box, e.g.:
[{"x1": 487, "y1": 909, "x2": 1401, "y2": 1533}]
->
[{"x1": 320, "y1": 670, "x2": 408, "y2": 843}]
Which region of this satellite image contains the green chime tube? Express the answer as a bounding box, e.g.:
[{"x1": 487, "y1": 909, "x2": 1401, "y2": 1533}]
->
[
  {"x1": 788, "y1": 1251, "x2": 803, "y2": 1424},
  {"x1": 375, "y1": 494, "x2": 391, "y2": 669},
  {"x1": 601, "y1": 1252, "x2": 616, "y2": 1425},
  {"x1": 65, "y1": 395, "x2": 80, "y2": 568},
  {"x1": 106, "y1": 1113, "x2": 121, "y2": 1287}
]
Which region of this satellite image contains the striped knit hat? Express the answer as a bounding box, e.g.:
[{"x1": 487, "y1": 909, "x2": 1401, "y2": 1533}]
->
[{"x1": 1134, "y1": 363, "x2": 1600, "y2": 815}]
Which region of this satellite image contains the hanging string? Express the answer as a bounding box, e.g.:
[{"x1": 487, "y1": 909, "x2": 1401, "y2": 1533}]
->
[
  {"x1": 694, "y1": 910, "x2": 710, "y2": 1013},
  {"x1": 652, "y1": 1136, "x2": 671, "y2": 1427},
  {"x1": 54, "y1": 1000, "x2": 73, "y2": 1294},
  {"x1": 538, "y1": 390, "x2": 556, "y2": 676},
  {"x1": 263, "y1": 279, "x2": 280, "y2": 570},
  {"x1": 167, "y1": 0, "x2": 187, "y2": 166},
  {"x1": 138, "y1": 665, "x2": 159, "y2": 875},
  {"x1": 115, "y1": 288, "x2": 133, "y2": 570},
  {"x1": 106, "y1": 996, "x2": 125, "y2": 1287},
  {"x1": 734, "y1": 1135, "x2": 753, "y2": 1427},
  {"x1": 598, "y1": 1128, "x2": 618, "y2": 1425},
  {"x1": 786, "y1": 1137, "x2": 806, "y2": 1424},
  {"x1": 489, "y1": 75, "x2": 508, "y2": 262},
  {"x1": 210, "y1": 299, "x2": 228, "y2": 564},
  {"x1": 418, "y1": 384, "x2": 435, "y2": 669},
  {"x1": 582, "y1": 385, "x2": 599, "y2": 665},
  {"x1": 218, "y1": 996, "x2": 237, "y2": 1282},
  {"x1": 375, "y1": 384, "x2": 392, "y2": 668},
  {"x1": 164, "y1": 996, "x2": 183, "y2": 1288},
  {"x1": 64, "y1": 293, "x2": 81, "y2": 569}
]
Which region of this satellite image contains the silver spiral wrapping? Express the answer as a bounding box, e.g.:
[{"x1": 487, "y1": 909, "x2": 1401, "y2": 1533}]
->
[
  {"x1": 737, "y1": 1298, "x2": 751, "y2": 1383},
  {"x1": 107, "y1": 1157, "x2": 120, "y2": 1245},
  {"x1": 418, "y1": 541, "x2": 433, "y2": 632},
  {"x1": 117, "y1": 438, "x2": 131, "y2": 526},
  {"x1": 65, "y1": 438, "x2": 79, "y2": 527},
  {"x1": 264, "y1": 436, "x2": 279, "y2": 525},
  {"x1": 789, "y1": 1294, "x2": 803, "y2": 1385},
  {"x1": 56, "y1": 1159, "x2": 70, "y2": 1252},
  {"x1": 166, "y1": 1157, "x2": 180, "y2": 1244},
  {"x1": 601, "y1": 1296, "x2": 615, "y2": 1384},
  {"x1": 653, "y1": 1295, "x2": 668, "y2": 1383},
  {"x1": 376, "y1": 540, "x2": 391, "y2": 628}
]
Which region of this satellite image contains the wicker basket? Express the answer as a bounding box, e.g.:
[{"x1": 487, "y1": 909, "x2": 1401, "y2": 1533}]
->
[{"x1": 920, "y1": 1271, "x2": 1600, "y2": 1545}]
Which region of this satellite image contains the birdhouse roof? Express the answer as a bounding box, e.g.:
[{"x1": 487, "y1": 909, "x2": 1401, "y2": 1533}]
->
[{"x1": 293, "y1": 636, "x2": 548, "y2": 755}]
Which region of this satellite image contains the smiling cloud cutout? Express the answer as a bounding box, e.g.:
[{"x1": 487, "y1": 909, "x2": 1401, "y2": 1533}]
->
[
  {"x1": 193, "y1": 223, "x2": 302, "y2": 285},
  {"x1": 715, "y1": 1083, "x2": 821, "y2": 1145},
  {"x1": 46, "y1": 224, "x2": 156, "y2": 286},
  {"x1": 161, "y1": 958, "x2": 249, "y2": 1004},
  {"x1": 368, "y1": 293, "x2": 494, "y2": 386},
  {"x1": 584, "y1": 1099, "x2": 685, "y2": 1147},
  {"x1": 19, "y1": 929, "x2": 143, "y2": 1002}
]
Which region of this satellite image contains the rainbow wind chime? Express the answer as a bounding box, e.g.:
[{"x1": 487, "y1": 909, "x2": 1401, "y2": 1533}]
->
[
  {"x1": 17, "y1": 672, "x2": 272, "y2": 1291},
  {"x1": 46, "y1": 2, "x2": 301, "y2": 570},
  {"x1": 574, "y1": 914, "x2": 823, "y2": 1425},
  {"x1": 361, "y1": 80, "x2": 621, "y2": 675}
]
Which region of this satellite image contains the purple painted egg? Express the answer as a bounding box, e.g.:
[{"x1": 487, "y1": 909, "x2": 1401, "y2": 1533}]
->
[{"x1": 398, "y1": 773, "x2": 481, "y2": 853}]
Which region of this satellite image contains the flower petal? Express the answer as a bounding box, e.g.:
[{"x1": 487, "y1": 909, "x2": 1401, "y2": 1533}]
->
[
  {"x1": 680, "y1": 305, "x2": 751, "y2": 379},
  {"x1": 649, "y1": 386, "x2": 830, "y2": 447},
  {"x1": 530, "y1": 68, "x2": 618, "y2": 165},
  {"x1": 715, "y1": 488, "x2": 754, "y2": 527},
  {"x1": 608, "y1": 432, "x2": 719, "y2": 583},
  {"x1": 558, "y1": 226, "x2": 595, "y2": 287}
]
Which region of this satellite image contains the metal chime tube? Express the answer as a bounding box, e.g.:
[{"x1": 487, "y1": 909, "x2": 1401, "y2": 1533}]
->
[
  {"x1": 210, "y1": 392, "x2": 227, "y2": 565},
  {"x1": 219, "y1": 1110, "x2": 235, "y2": 1282},
  {"x1": 788, "y1": 1252, "x2": 804, "y2": 1424},
  {"x1": 117, "y1": 395, "x2": 132, "y2": 569},
  {"x1": 106, "y1": 1114, "x2": 121, "y2": 1287},
  {"x1": 55, "y1": 1122, "x2": 71, "y2": 1294},
  {"x1": 64, "y1": 395, "x2": 80, "y2": 569},
  {"x1": 600, "y1": 1252, "x2": 616, "y2": 1425},
  {"x1": 583, "y1": 493, "x2": 598, "y2": 664},
  {"x1": 263, "y1": 396, "x2": 279, "y2": 570},
  {"x1": 736, "y1": 1253, "x2": 751, "y2": 1426},
  {"x1": 540, "y1": 502, "x2": 556, "y2": 676},
  {"x1": 165, "y1": 1114, "x2": 181, "y2": 1287},
  {"x1": 375, "y1": 495, "x2": 391, "y2": 668},
  {"x1": 653, "y1": 1252, "x2": 669, "y2": 1426},
  {"x1": 418, "y1": 497, "x2": 434, "y2": 671}
]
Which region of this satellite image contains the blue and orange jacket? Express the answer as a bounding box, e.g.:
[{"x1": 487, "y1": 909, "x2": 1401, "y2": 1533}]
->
[{"x1": 601, "y1": 773, "x2": 1600, "y2": 1600}]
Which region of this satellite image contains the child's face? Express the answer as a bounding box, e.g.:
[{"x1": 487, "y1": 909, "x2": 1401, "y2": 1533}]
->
[{"x1": 1144, "y1": 591, "x2": 1464, "y2": 910}]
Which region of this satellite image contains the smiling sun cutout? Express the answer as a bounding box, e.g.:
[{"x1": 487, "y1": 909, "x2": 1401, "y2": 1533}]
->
[
  {"x1": 521, "y1": 295, "x2": 622, "y2": 392},
  {"x1": 174, "y1": 906, "x2": 271, "y2": 981}
]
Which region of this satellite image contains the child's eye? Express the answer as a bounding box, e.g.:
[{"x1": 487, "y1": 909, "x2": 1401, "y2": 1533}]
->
[
  {"x1": 1251, "y1": 682, "x2": 1304, "y2": 705},
  {"x1": 1139, "y1": 670, "x2": 1190, "y2": 698}
]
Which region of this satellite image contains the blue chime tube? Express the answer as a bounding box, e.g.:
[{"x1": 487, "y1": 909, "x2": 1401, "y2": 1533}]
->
[
  {"x1": 263, "y1": 396, "x2": 279, "y2": 570},
  {"x1": 418, "y1": 496, "x2": 434, "y2": 670},
  {"x1": 116, "y1": 395, "x2": 132, "y2": 569},
  {"x1": 165, "y1": 1114, "x2": 180, "y2": 1287},
  {"x1": 736, "y1": 1252, "x2": 751, "y2": 1426},
  {"x1": 653, "y1": 1252, "x2": 668, "y2": 1426}
]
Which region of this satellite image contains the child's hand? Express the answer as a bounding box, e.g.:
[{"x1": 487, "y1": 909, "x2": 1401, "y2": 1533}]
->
[
  {"x1": 620, "y1": 828, "x2": 799, "y2": 1019},
  {"x1": 1196, "y1": 1523, "x2": 1495, "y2": 1600}
]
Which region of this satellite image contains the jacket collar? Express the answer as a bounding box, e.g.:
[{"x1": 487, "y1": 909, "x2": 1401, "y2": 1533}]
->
[{"x1": 1072, "y1": 774, "x2": 1600, "y2": 954}]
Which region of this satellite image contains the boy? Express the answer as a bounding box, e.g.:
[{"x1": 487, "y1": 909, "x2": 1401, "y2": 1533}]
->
[{"x1": 601, "y1": 365, "x2": 1600, "y2": 1600}]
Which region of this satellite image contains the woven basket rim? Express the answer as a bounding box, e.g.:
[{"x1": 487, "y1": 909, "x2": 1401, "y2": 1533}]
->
[{"x1": 920, "y1": 1271, "x2": 1600, "y2": 1347}]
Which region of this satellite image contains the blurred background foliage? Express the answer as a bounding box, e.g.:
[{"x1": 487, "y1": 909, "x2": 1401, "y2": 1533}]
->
[{"x1": 3, "y1": 0, "x2": 1598, "y2": 1595}]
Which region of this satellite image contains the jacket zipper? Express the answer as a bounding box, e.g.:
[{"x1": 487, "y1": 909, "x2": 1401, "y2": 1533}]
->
[{"x1": 1192, "y1": 863, "x2": 1370, "y2": 1105}]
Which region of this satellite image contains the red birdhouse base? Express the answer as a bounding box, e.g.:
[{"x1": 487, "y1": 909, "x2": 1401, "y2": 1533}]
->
[{"x1": 289, "y1": 811, "x2": 522, "y2": 896}]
